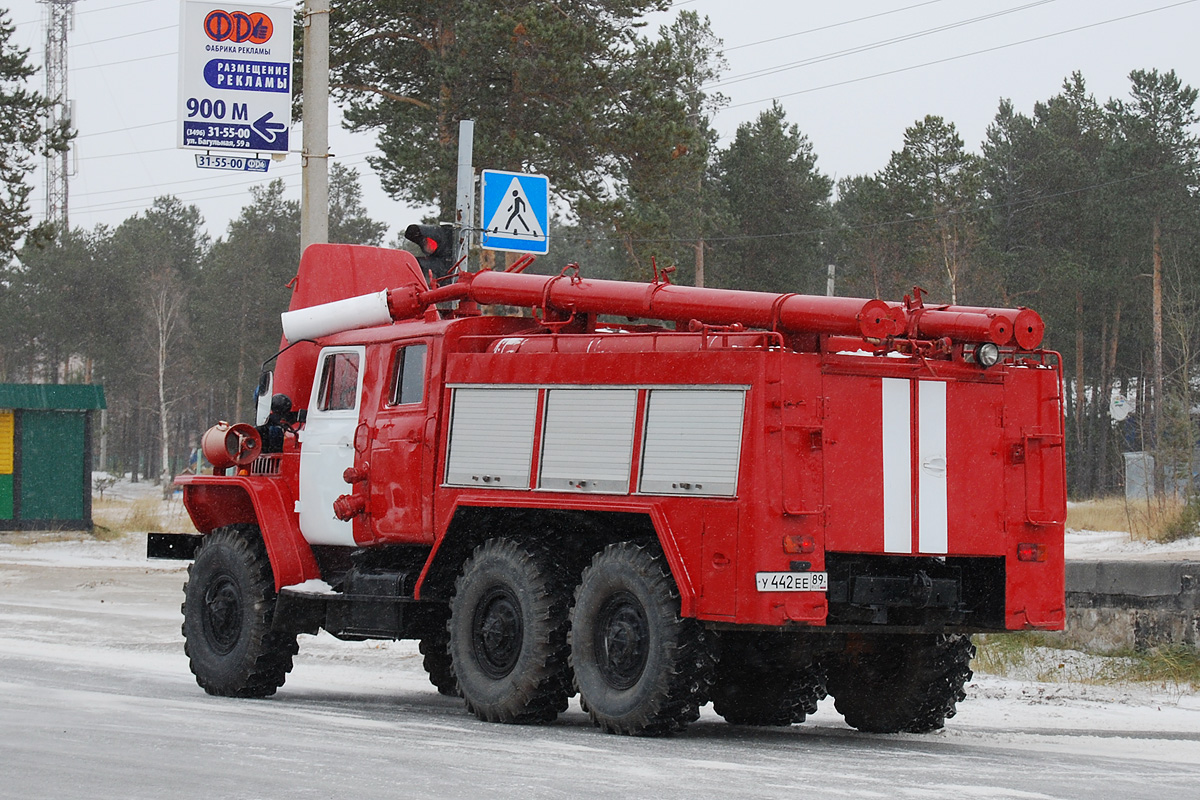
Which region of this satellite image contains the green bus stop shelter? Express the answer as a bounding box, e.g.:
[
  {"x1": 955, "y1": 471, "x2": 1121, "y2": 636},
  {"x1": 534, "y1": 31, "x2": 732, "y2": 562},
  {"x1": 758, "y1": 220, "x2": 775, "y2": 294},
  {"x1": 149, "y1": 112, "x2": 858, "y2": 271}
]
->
[{"x1": 0, "y1": 384, "x2": 106, "y2": 531}]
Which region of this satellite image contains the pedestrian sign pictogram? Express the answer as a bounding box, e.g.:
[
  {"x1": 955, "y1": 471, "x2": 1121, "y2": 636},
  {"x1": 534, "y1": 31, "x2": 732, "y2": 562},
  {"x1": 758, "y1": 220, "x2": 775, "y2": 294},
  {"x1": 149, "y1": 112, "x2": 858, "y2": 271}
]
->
[{"x1": 480, "y1": 170, "x2": 550, "y2": 254}]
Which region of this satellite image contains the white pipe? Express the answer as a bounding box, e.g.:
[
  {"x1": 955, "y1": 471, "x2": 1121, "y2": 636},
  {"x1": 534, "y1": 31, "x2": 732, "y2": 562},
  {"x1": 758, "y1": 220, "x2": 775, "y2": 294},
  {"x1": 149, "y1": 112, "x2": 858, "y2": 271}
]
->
[{"x1": 281, "y1": 290, "x2": 392, "y2": 341}]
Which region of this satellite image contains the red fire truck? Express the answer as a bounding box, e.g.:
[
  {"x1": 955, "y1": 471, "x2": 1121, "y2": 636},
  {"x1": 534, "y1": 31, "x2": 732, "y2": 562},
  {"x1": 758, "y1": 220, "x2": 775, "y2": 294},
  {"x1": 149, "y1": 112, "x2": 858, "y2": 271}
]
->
[{"x1": 156, "y1": 243, "x2": 1065, "y2": 735}]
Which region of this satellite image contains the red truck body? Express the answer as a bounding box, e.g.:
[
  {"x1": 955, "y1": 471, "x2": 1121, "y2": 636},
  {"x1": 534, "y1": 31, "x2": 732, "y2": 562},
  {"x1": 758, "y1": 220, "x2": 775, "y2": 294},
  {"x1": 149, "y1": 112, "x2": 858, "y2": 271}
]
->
[{"x1": 168, "y1": 243, "x2": 1066, "y2": 735}]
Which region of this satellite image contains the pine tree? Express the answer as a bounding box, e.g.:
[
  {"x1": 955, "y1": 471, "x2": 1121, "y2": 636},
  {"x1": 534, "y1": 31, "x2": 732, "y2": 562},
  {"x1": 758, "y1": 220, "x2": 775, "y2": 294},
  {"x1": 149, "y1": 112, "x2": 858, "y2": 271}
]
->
[
  {"x1": 711, "y1": 103, "x2": 832, "y2": 294},
  {"x1": 329, "y1": 163, "x2": 388, "y2": 246},
  {"x1": 0, "y1": 10, "x2": 70, "y2": 260},
  {"x1": 880, "y1": 116, "x2": 982, "y2": 305},
  {"x1": 320, "y1": 1, "x2": 670, "y2": 218}
]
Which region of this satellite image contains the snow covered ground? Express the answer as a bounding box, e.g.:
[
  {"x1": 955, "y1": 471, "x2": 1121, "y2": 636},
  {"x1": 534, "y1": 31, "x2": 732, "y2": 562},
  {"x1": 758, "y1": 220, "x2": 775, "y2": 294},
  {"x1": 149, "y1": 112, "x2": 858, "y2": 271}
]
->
[
  {"x1": 1065, "y1": 526, "x2": 1200, "y2": 560},
  {"x1": 0, "y1": 479, "x2": 1197, "y2": 798}
]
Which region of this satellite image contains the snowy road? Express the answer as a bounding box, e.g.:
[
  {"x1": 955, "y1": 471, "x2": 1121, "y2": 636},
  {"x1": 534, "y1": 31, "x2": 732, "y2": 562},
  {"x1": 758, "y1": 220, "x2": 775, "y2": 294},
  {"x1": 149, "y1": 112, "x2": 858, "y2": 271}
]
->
[{"x1": 2, "y1": 537, "x2": 1199, "y2": 800}]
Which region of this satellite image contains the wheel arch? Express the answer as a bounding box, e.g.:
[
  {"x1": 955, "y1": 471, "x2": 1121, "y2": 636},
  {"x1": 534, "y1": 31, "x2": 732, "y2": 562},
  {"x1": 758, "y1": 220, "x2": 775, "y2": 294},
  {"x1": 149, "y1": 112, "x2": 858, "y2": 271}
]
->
[
  {"x1": 179, "y1": 476, "x2": 321, "y2": 591},
  {"x1": 416, "y1": 502, "x2": 695, "y2": 613}
]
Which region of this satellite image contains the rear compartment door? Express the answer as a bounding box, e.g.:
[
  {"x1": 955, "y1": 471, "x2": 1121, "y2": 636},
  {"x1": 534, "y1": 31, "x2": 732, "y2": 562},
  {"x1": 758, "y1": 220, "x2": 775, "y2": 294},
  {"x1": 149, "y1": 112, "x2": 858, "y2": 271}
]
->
[{"x1": 823, "y1": 372, "x2": 1005, "y2": 556}]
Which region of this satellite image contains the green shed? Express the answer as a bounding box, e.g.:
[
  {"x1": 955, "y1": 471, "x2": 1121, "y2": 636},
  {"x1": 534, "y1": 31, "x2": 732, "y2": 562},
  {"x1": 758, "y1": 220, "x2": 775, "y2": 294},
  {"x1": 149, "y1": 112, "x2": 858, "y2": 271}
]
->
[{"x1": 0, "y1": 384, "x2": 106, "y2": 531}]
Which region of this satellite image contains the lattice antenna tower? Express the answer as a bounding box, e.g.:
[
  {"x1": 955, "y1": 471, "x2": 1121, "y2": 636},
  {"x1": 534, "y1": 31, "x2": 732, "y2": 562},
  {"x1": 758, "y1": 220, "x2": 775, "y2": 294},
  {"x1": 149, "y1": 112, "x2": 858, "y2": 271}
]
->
[{"x1": 40, "y1": 0, "x2": 76, "y2": 231}]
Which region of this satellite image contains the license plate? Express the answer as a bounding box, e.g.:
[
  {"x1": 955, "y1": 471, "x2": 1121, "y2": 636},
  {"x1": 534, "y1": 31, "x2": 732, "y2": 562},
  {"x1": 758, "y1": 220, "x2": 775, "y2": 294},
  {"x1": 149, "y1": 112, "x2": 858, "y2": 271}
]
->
[{"x1": 755, "y1": 571, "x2": 828, "y2": 592}]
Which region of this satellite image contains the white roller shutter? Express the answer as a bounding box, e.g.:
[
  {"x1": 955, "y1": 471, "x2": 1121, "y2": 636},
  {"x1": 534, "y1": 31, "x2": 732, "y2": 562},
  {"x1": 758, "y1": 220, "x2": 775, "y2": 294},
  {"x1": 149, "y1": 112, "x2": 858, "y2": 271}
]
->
[
  {"x1": 639, "y1": 389, "x2": 746, "y2": 497},
  {"x1": 539, "y1": 389, "x2": 638, "y2": 493},
  {"x1": 445, "y1": 388, "x2": 538, "y2": 488}
]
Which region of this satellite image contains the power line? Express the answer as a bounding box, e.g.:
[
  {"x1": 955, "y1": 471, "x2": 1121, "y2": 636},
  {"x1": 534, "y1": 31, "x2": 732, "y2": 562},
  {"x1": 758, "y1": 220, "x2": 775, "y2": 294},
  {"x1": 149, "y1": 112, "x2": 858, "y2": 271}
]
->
[
  {"x1": 12, "y1": 0, "x2": 158, "y2": 28},
  {"x1": 70, "y1": 163, "x2": 302, "y2": 201},
  {"x1": 77, "y1": 146, "x2": 177, "y2": 162},
  {"x1": 77, "y1": 119, "x2": 173, "y2": 139},
  {"x1": 722, "y1": 0, "x2": 1200, "y2": 111},
  {"x1": 709, "y1": 0, "x2": 1057, "y2": 89},
  {"x1": 76, "y1": 0, "x2": 157, "y2": 17},
  {"x1": 62, "y1": 151, "x2": 379, "y2": 216},
  {"x1": 70, "y1": 116, "x2": 365, "y2": 195},
  {"x1": 723, "y1": 0, "x2": 948, "y2": 53},
  {"x1": 74, "y1": 50, "x2": 174, "y2": 72},
  {"x1": 70, "y1": 24, "x2": 175, "y2": 49},
  {"x1": 22, "y1": 27, "x2": 180, "y2": 62}
]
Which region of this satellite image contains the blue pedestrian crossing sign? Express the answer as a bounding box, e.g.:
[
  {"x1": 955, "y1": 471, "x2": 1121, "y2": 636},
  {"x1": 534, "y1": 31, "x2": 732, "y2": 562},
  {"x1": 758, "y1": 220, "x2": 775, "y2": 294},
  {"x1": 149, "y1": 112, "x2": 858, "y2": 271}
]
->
[{"x1": 480, "y1": 170, "x2": 550, "y2": 254}]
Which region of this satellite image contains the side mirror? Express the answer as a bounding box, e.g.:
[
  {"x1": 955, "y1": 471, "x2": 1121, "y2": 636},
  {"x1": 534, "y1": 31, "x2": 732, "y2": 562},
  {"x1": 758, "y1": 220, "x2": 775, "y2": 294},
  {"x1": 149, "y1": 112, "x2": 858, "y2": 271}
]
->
[{"x1": 255, "y1": 371, "x2": 273, "y2": 426}]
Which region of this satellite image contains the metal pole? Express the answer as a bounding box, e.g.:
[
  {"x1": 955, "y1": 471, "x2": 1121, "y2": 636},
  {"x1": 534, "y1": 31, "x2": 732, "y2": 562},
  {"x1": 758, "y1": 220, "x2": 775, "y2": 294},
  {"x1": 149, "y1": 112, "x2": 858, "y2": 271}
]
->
[
  {"x1": 455, "y1": 120, "x2": 475, "y2": 270},
  {"x1": 40, "y1": 0, "x2": 76, "y2": 232},
  {"x1": 826, "y1": 263, "x2": 835, "y2": 297},
  {"x1": 300, "y1": 0, "x2": 330, "y2": 252}
]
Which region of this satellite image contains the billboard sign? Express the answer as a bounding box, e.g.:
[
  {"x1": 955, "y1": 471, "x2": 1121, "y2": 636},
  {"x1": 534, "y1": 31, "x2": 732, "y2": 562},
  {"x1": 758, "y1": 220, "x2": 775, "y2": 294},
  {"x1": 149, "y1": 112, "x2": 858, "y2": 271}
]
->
[{"x1": 178, "y1": 2, "x2": 294, "y2": 154}]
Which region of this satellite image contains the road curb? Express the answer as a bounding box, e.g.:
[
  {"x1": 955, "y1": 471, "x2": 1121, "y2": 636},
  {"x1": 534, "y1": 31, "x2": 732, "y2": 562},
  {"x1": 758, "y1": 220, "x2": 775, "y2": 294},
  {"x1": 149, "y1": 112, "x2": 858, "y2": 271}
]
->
[{"x1": 1065, "y1": 559, "x2": 1200, "y2": 652}]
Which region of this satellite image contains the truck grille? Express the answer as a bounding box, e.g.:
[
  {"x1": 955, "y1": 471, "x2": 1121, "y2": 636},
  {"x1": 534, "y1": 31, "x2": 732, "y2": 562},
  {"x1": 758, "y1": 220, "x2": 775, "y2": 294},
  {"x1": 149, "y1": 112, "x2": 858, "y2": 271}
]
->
[{"x1": 251, "y1": 454, "x2": 283, "y2": 475}]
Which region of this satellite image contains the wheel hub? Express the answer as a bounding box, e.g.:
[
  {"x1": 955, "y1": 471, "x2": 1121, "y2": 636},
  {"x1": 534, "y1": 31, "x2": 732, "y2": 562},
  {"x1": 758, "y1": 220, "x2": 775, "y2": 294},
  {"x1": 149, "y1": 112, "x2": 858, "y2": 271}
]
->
[
  {"x1": 594, "y1": 591, "x2": 649, "y2": 690},
  {"x1": 202, "y1": 574, "x2": 242, "y2": 655},
  {"x1": 472, "y1": 585, "x2": 523, "y2": 679}
]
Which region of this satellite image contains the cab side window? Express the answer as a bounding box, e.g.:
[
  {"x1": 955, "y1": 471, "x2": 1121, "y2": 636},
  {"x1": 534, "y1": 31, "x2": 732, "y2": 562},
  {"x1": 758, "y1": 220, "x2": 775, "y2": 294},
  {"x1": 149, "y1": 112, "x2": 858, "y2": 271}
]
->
[
  {"x1": 317, "y1": 352, "x2": 360, "y2": 411},
  {"x1": 389, "y1": 344, "x2": 427, "y2": 406}
]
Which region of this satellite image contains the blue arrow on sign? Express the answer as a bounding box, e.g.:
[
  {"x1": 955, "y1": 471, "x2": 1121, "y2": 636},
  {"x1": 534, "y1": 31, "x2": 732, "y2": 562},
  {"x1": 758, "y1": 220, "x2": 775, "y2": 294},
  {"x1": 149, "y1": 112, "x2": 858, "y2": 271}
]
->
[{"x1": 480, "y1": 170, "x2": 549, "y2": 254}]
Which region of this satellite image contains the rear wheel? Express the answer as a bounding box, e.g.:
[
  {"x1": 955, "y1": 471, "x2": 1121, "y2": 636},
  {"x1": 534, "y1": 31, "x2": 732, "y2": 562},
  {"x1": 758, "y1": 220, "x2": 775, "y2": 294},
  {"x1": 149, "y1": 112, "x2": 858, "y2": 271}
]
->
[
  {"x1": 710, "y1": 632, "x2": 826, "y2": 726},
  {"x1": 448, "y1": 538, "x2": 572, "y2": 723},
  {"x1": 182, "y1": 526, "x2": 298, "y2": 697},
  {"x1": 825, "y1": 633, "x2": 975, "y2": 733},
  {"x1": 570, "y1": 542, "x2": 715, "y2": 736}
]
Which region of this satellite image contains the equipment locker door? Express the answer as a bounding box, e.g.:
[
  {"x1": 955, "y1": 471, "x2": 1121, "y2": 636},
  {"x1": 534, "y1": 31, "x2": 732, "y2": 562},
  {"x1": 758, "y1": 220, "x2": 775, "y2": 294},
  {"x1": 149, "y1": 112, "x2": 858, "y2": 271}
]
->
[{"x1": 299, "y1": 346, "x2": 365, "y2": 546}]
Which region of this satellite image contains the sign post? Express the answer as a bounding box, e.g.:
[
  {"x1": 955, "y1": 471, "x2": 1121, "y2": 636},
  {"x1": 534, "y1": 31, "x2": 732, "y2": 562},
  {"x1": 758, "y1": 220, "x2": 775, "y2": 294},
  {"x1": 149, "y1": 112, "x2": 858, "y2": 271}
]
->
[
  {"x1": 177, "y1": 2, "x2": 294, "y2": 157},
  {"x1": 480, "y1": 170, "x2": 550, "y2": 255}
]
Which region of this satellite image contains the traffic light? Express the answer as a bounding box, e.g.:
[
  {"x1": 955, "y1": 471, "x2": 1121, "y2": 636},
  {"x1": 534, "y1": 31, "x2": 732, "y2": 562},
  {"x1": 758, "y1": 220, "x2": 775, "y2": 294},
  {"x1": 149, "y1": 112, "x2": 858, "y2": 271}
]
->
[{"x1": 404, "y1": 223, "x2": 457, "y2": 278}]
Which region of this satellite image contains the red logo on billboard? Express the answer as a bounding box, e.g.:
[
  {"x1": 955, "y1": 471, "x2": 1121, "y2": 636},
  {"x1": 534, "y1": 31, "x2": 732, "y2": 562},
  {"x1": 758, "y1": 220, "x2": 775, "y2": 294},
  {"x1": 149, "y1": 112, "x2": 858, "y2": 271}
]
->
[{"x1": 204, "y1": 10, "x2": 273, "y2": 44}]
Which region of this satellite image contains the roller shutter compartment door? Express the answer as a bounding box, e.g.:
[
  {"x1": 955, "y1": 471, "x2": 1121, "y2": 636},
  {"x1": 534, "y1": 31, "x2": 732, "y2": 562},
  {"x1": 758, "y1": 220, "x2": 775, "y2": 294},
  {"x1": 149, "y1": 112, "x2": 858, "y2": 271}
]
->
[
  {"x1": 539, "y1": 389, "x2": 638, "y2": 493},
  {"x1": 639, "y1": 389, "x2": 746, "y2": 497},
  {"x1": 445, "y1": 388, "x2": 539, "y2": 488}
]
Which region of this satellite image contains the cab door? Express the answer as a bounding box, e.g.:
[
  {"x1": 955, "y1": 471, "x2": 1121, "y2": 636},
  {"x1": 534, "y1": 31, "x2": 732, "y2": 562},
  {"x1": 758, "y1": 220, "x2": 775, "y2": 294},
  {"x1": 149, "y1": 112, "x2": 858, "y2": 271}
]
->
[
  {"x1": 366, "y1": 341, "x2": 434, "y2": 543},
  {"x1": 298, "y1": 346, "x2": 365, "y2": 546}
]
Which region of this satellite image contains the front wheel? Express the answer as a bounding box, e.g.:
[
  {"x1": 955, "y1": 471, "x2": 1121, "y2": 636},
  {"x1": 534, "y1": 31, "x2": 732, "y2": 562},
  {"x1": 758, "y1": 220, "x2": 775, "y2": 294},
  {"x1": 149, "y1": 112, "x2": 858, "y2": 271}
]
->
[
  {"x1": 419, "y1": 625, "x2": 460, "y2": 697},
  {"x1": 181, "y1": 526, "x2": 298, "y2": 697},
  {"x1": 448, "y1": 538, "x2": 572, "y2": 723},
  {"x1": 570, "y1": 542, "x2": 715, "y2": 736}
]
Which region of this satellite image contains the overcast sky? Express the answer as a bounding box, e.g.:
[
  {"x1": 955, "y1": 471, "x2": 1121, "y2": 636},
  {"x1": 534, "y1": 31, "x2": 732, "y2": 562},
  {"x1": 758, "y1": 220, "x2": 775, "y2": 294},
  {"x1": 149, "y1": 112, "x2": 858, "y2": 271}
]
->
[{"x1": 5, "y1": 0, "x2": 1200, "y2": 244}]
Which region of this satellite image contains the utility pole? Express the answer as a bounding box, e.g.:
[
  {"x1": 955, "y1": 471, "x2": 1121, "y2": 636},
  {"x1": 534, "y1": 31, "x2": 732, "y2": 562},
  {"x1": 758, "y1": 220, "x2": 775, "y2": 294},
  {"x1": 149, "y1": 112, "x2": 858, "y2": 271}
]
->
[
  {"x1": 455, "y1": 120, "x2": 474, "y2": 270},
  {"x1": 40, "y1": 0, "x2": 76, "y2": 232},
  {"x1": 300, "y1": 0, "x2": 330, "y2": 252}
]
